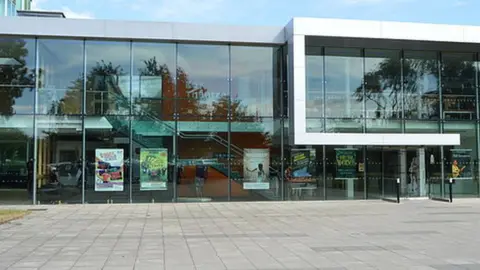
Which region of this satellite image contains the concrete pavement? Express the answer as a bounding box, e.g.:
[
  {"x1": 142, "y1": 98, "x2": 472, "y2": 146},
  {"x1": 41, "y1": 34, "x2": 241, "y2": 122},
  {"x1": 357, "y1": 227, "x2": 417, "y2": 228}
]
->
[{"x1": 1, "y1": 200, "x2": 480, "y2": 269}]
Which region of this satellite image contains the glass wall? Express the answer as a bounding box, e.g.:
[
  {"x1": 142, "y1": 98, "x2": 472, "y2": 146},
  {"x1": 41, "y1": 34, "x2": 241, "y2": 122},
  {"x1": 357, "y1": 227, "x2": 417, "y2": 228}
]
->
[
  {"x1": 4, "y1": 34, "x2": 480, "y2": 204},
  {"x1": 0, "y1": 37, "x2": 35, "y2": 204},
  {"x1": 305, "y1": 43, "x2": 480, "y2": 199},
  {"x1": 0, "y1": 36, "x2": 286, "y2": 204}
]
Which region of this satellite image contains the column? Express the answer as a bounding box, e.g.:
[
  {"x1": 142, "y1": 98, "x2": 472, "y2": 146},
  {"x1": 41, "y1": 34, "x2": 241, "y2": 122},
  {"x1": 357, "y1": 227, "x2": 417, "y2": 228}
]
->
[
  {"x1": 399, "y1": 148, "x2": 407, "y2": 196},
  {"x1": 417, "y1": 148, "x2": 427, "y2": 197}
]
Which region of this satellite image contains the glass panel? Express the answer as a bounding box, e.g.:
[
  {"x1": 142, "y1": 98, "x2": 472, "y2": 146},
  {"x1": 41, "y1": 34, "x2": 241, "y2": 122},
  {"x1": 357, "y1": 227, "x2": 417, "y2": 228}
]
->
[
  {"x1": 176, "y1": 116, "x2": 228, "y2": 202},
  {"x1": 229, "y1": 117, "x2": 280, "y2": 201},
  {"x1": 285, "y1": 146, "x2": 322, "y2": 201},
  {"x1": 132, "y1": 42, "x2": 175, "y2": 119},
  {"x1": 0, "y1": 115, "x2": 33, "y2": 204},
  {"x1": 85, "y1": 40, "x2": 131, "y2": 115},
  {"x1": 0, "y1": 37, "x2": 35, "y2": 115},
  {"x1": 405, "y1": 120, "x2": 440, "y2": 133},
  {"x1": 364, "y1": 49, "x2": 402, "y2": 133},
  {"x1": 176, "y1": 44, "x2": 229, "y2": 202},
  {"x1": 325, "y1": 145, "x2": 364, "y2": 200},
  {"x1": 441, "y1": 52, "x2": 476, "y2": 121},
  {"x1": 366, "y1": 146, "x2": 382, "y2": 199},
  {"x1": 35, "y1": 115, "x2": 82, "y2": 204},
  {"x1": 176, "y1": 44, "x2": 229, "y2": 119},
  {"x1": 131, "y1": 116, "x2": 174, "y2": 203},
  {"x1": 325, "y1": 118, "x2": 362, "y2": 133},
  {"x1": 425, "y1": 147, "x2": 443, "y2": 198},
  {"x1": 37, "y1": 39, "x2": 84, "y2": 115},
  {"x1": 305, "y1": 47, "x2": 323, "y2": 121},
  {"x1": 404, "y1": 51, "x2": 440, "y2": 121},
  {"x1": 324, "y1": 48, "x2": 363, "y2": 119},
  {"x1": 444, "y1": 122, "x2": 478, "y2": 197},
  {"x1": 84, "y1": 116, "x2": 130, "y2": 203},
  {"x1": 231, "y1": 46, "x2": 275, "y2": 118}
]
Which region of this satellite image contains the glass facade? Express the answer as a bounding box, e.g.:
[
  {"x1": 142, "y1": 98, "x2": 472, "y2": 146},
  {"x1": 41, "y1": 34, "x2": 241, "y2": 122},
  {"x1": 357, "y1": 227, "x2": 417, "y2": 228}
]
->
[
  {"x1": 305, "y1": 43, "x2": 480, "y2": 199},
  {"x1": 0, "y1": 36, "x2": 288, "y2": 204},
  {"x1": 1, "y1": 33, "x2": 480, "y2": 204}
]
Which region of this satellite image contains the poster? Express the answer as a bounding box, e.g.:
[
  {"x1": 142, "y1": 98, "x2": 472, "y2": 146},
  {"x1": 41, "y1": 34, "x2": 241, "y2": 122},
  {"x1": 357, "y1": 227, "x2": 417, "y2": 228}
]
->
[
  {"x1": 451, "y1": 149, "x2": 472, "y2": 180},
  {"x1": 291, "y1": 149, "x2": 312, "y2": 178},
  {"x1": 95, "y1": 149, "x2": 124, "y2": 191},
  {"x1": 243, "y1": 149, "x2": 270, "y2": 189},
  {"x1": 140, "y1": 148, "x2": 168, "y2": 191},
  {"x1": 335, "y1": 148, "x2": 357, "y2": 180}
]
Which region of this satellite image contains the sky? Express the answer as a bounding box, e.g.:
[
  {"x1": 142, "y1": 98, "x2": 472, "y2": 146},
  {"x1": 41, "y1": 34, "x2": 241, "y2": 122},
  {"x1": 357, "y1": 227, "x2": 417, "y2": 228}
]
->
[{"x1": 31, "y1": 0, "x2": 479, "y2": 26}]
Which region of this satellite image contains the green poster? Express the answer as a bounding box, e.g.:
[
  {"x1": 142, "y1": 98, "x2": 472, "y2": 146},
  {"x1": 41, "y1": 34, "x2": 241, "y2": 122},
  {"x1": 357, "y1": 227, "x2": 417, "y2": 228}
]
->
[
  {"x1": 335, "y1": 148, "x2": 357, "y2": 180},
  {"x1": 140, "y1": 148, "x2": 168, "y2": 191}
]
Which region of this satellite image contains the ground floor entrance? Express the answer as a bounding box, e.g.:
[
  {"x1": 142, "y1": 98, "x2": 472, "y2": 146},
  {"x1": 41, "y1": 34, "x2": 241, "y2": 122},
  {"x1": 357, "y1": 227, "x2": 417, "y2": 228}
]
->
[{"x1": 365, "y1": 146, "x2": 442, "y2": 200}]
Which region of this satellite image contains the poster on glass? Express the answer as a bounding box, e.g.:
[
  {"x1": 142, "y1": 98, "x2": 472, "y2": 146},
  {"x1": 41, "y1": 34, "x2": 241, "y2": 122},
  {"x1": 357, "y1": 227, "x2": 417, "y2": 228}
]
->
[
  {"x1": 290, "y1": 149, "x2": 314, "y2": 180},
  {"x1": 95, "y1": 149, "x2": 124, "y2": 191},
  {"x1": 450, "y1": 149, "x2": 472, "y2": 180},
  {"x1": 243, "y1": 149, "x2": 270, "y2": 190},
  {"x1": 140, "y1": 148, "x2": 168, "y2": 191},
  {"x1": 335, "y1": 148, "x2": 357, "y2": 180}
]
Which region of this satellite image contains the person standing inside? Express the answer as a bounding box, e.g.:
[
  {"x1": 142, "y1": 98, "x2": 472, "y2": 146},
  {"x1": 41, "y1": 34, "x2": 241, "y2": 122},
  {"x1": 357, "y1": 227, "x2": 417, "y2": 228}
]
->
[
  {"x1": 26, "y1": 158, "x2": 34, "y2": 200},
  {"x1": 195, "y1": 161, "x2": 208, "y2": 198}
]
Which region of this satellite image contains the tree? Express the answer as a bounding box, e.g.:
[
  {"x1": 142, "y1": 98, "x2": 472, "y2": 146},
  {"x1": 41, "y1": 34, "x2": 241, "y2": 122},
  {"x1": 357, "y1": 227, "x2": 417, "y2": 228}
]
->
[{"x1": 0, "y1": 38, "x2": 36, "y2": 115}]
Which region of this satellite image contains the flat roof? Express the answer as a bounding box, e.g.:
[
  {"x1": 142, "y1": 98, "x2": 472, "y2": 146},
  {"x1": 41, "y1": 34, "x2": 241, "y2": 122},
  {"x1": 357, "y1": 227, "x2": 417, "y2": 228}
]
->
[
  {"x1": 2, "y1": 16, "x2": 480, "y2": 46},
  {"x1": 289, "y1": 17, "x2": 480, "y2": 45},
  {"x1": 0, "y1": 16, "x2": 285, "y2": 44}
]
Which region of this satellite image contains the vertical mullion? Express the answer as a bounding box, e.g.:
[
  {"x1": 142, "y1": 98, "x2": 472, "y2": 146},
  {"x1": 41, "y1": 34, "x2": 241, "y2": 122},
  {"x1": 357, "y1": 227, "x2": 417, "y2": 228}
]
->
[
  {"x1": 128, "y1": 40, "x2": 133, "y2": 204},
  {"x1": 476, "y1": 53, "x2": 480, "y2": 197},
  {"x1": 173, "y1": 43, "x2": 178, "y2": 202},
  {"x1": 400, "y1": 50, "x2": 405, "y2": 133},
  {"x1": 32, "y1": 38, "x2": 39, "y2": 205},
  {"x1": 439, "y1": 52, "x2": 445, "y2": 198},
  {"x1": 82, "y1": 39, "x2": 87, "y2": 204},
  {"x1": 280, "y1": 45, "x2": 285, "y2": 201},
  {"x1": 362, "y1": 48, "x2": 366, "y2": 134},
  {"x1": 227, "y1": 44, "x2": 232, "y2": 201},
  {"x1": 322, "y1": 48, "x2": 326, "y2": 200}
]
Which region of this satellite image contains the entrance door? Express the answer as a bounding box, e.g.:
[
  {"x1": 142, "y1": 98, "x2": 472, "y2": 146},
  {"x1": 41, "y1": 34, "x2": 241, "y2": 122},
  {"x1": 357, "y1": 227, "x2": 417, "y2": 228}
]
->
[{"x1": 370, "y1": 146, "x2": 431, "y2": 199}]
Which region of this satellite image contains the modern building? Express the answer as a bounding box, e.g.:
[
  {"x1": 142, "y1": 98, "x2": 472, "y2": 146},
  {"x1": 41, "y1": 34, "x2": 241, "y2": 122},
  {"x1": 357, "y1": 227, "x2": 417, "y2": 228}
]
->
[
  {"x1": 0, "y1": 15, "x2": 479, "y2": 205},
  {"x1": 1, "y1": 0, "x2": 31, "y2": 16}
]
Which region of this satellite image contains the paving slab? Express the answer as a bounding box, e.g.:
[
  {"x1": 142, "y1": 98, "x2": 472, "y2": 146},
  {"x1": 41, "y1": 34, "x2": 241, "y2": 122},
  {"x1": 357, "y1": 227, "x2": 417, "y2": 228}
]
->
[{"x1": 2, "y1": 200, "x2": 480, "y2": 269}]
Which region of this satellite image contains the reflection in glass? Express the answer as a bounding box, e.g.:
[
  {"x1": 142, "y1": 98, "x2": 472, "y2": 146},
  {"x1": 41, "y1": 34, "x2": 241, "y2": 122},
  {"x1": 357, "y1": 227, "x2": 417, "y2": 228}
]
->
[
  {"x1": 131, "y1": 116, "x2": 174, "y2": 203},
  {"x1": 444, "y1": 122, "x2": 478, "y2": 197},
  {"x1": 85, "y1": 115, "x2": 130, "y2": 203},
  {"x1": 230, "y1": 117, "x2": 281, "y2": 201},
  {"x1": 305, "y1": 47, "x2": 323, "y2": 119},
  {"x1": 35, "y1": 115, "x2": 82, "y2": 204},
  {"x1": 37, "y1": 39, "x2": 84, "y2": 115},
  {"x1": 364, "y1": 49, "x2": 402, "y2": 133},
  {"x1": 285, "y1": 146, "x2": 323, "y2": 201},
  {"x1": 85, "y1": 41, "x2": 131, "y2": 115},
  {"x1": 442, "y1": 53, "x2": 476, "y2": 121},
  {"x1": 177, "y1": 44, "x2": 229, "y2": 119},
  {"x1": 403, "y1": 51, "x2": 439, "y2": 120},
  {"x1": 132, "y1": 42, "x2": 175, "y2": 119},
  {"x1": 231, "y1": 46, "x2": 275, "y2": 118},
  {"x1": 0, "y1": 37, "x2": 35, "y2": 115},
  {"x1": 0, "y1": 116, "x2": 33, "y2": 204},
  {"x1": 325, "y1": 48, "x2": 363, "y2": 119},
  {"x1": 177, "y1": 116, "x2": 228, "y2": 202},
  {"x1": 325, "y1": 146, "x2": 364, "y2": 200}
]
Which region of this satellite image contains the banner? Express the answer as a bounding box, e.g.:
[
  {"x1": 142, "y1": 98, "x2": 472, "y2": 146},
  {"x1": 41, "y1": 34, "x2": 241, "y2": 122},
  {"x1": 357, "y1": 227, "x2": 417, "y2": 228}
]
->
[
  {"x1": 335, "y1": 148, "x2": 357, "y2": 180},
  {"x1": 95, "y1": 149, "x2": 124, "y2": 191},
  {"x1": 451, "y1": 149, "x2": 472, "y2": 180},
  {"x1": 243, "y1": 149, "x2": 270, "y2": 189},
  {"x1": 291, "y1": 149, "x2": 312, "y2": 178},
  {"x1": 140, "y1": 148, "x2": 168, "y2": 191}
]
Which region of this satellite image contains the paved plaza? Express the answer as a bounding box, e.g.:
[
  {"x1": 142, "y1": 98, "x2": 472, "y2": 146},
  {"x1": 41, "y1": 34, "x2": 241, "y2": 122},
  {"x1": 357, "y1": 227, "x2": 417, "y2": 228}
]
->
[{"x1": 1, "y1": 200, "x2": 480, "y2": 270}]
